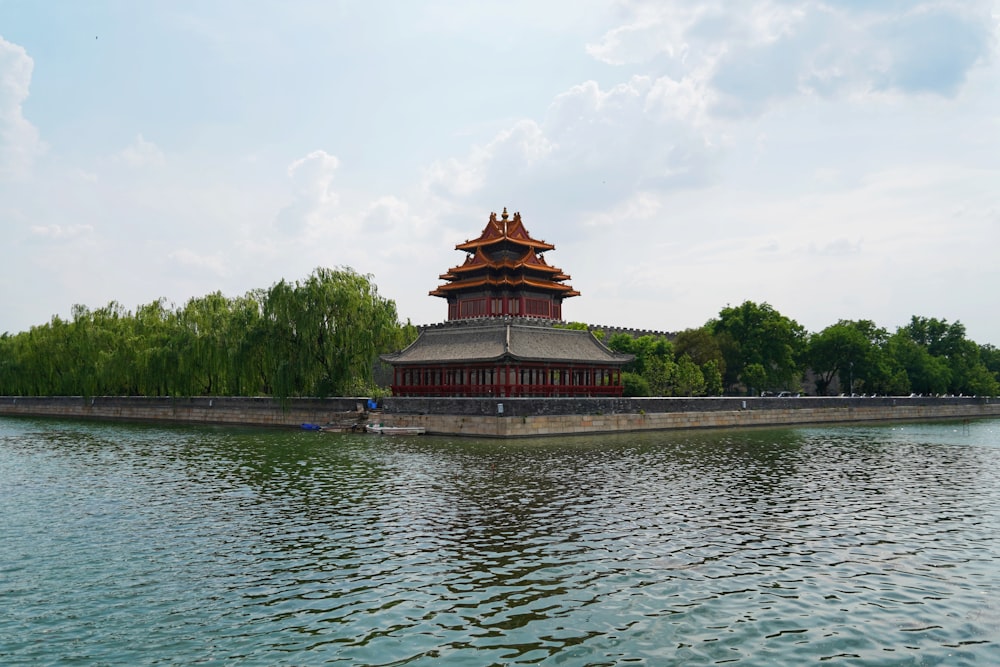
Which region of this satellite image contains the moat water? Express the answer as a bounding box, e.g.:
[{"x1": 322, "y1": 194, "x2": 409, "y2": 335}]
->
[{"x1": 2, "y1": 417, "x2": 999, "y2": 666}]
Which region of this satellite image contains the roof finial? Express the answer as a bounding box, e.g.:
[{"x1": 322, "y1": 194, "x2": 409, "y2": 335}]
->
[{"x1": 501, "y1": 207, "x2": 509, "y2": 221}]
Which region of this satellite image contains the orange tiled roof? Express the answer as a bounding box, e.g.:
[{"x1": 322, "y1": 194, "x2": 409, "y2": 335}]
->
[
  {"x1": 429, "y1": 274, "x2": 581, "y2": 298},
  {"x1": 433, "y1": 208, "x2": 578, "y2": 300},
  {"x1": 455, "y1": 208, "x2": 555, "y2": 252},
  {"x1": 444, "y1": 247, "x2": 566, "y2": 277}
]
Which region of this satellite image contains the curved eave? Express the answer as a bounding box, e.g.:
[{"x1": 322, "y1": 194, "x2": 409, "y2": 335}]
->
[
  {"x1": 429, "y1": 275, "x2": 579, "y2": 295},
  {"x1": 503, "y1": 353, "x2": 631, "y2": 366},
  {"x1": 380, "y1": 323, "x2": 632, "y2": 366},
  {"x1": 445, "y1": 260, "x2": 566, "y2": 277},
  {"x1": 454, "y1": 210, "x2": 556, "y2": 253},
  {"x1": 383, "y1": 354, "x2": 628, "y2": 366},
  {"x1": 455, "y1": 239, "x2": 556, "y2": 253}
]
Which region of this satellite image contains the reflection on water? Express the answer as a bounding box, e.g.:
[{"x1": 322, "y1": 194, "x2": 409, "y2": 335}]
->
[{"x1": 2, "y1": 418, "x2": 1000, "y2": 665}]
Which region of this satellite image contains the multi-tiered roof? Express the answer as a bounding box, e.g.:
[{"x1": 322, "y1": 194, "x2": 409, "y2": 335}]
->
[
  {"x1": 381, "y1": 207, "x2": 631, "y2": 397},
  {"x1": 430, "y1": 208, "x2": 579, "y2": 320}
]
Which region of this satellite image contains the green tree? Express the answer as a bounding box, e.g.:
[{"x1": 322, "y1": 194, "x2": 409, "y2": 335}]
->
[
  {"x1": 709, "y1": 301, "x2": 806, "y2": 395},
  {"x1": 673, "y1": 355, "x2": 707, "y2": 396},
  {"x1": 673, "y1": 326, "x2": 726, "y2": 396},
  {"x1": 608, "y1": 333, "x2": 675, "y2": 396},
  {"x1": 891, "y1": 317, "x2": 998, "y2": 395},
  {"x1": 701, "y1": 359, "x2": 724, "y2": 396},
  {"x1": 982, "y1": 344, "x2": 1000, "y2": 378},
  {"x1": 961, "y1": 362, "x2": 1000, "y2": 396},
  {"x1": 0, "y1": 266, "x2": 412, "y2": 399},
  {"x1": 621, "y1": 372, "x2": 650, "y2": 397},
  {"x1": 133, "y1": 298, "x2": 181, "y2": 396},
  {"x1": 807, "y1": 320, "x2": 887, "y2": 395},
  {"x1": 900, "y1": 316, "x2": 965, "y2": 358},
  {"x1": 261, "y1": 267, "x2": 405, "y2": 398},
  {"x1": 178, "y1": 292, "x2": 239, "y2": 395},
  {"x1": 885, "y1": 332, "x2": 950, "y2": 395},
  {"x1": 226, "y1": 292, "x2": 269, "y2": 396},
  {"x1": 673, "y1": 327, "x2": 724, "y2": 368}
]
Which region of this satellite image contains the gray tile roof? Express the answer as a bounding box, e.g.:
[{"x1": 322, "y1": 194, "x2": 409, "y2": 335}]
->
[{"x1": 382, "y1": 320, "x2": 632, "y2": 366}]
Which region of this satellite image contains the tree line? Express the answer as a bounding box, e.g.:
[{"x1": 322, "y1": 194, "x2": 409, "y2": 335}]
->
[
  {"x1": 0, "y1": 268, "x2": 417, "y2": 399},
  {"x1": 3, "y1": 278, "x2": 998, "y2": 399},
  {"x1": 599, "y1": 301, "x2": 1000, "y2": 397}
]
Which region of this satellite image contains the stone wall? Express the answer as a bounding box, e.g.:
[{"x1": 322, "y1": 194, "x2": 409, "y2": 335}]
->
[
  {"x1": 2, "y1": 395, "x2": 998, "y2": 437},
  {"x1": 380, "y1": 397, "x2": 1000, "y2": 437},
  {"x1": 0, "y1": 396, "x2": 368, "y2": 428},
  {"x1": 381, "y1": 395, "x2": 998, "y2": 417}
]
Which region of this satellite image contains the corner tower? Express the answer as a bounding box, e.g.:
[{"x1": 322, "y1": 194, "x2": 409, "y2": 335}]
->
[
  {"x1": 430, "y1": 208, "x2": 580, "y2": 321},
  {"x1": 382, "y1": 207, "x2": 632, "y2": 398}
]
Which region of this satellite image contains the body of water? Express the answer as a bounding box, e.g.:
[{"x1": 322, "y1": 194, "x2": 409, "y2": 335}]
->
[{"x1": 2, "y1": 416, "x2": 1000, "y2": 665}]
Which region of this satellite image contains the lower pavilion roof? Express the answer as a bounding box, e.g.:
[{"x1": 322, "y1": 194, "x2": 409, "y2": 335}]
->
[
  {"x1": 381, "y1": 318, "x2": 633, "y2": 366},
  {"x1": 429, "y1": 274, "x2": 581, "y2": 297}
]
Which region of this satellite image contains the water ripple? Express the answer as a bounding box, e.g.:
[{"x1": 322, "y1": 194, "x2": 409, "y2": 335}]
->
[{"x1": 2, "y1": 419, "x2": 1000, "y2": 665}]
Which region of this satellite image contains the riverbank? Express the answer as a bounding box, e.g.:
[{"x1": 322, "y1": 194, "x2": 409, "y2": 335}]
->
[{"x1": 2, "y1": 395, "x2": 998, "y2": 436}]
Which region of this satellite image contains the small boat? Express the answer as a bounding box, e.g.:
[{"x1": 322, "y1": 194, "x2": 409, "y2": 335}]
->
[
  {"x1": 366, "y1": 424, "x2": 426, "y2": 435},
  {"x1": 301, "y1": 422, "x2": 366, "y2": 433}
]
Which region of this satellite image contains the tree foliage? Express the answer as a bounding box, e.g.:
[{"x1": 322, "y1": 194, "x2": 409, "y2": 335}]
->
[
  {"x1": 807, "y1": 320, "x2": 886, "y2": 395},
  {"x1": 803, "y1": 316, "x2": 998, "y2": 396},
  {"x1": 0, "y1": 267, "x2": 414, "y2": 399},
  {"x1": 606, "y1": 333, "x2": 716, "y2": 397},
  {"x1": 673, "y1": 328, "x2": 725, "y2": 375},
  {"x1": 709, "y1": 301, "x2": 807, "y2": 395},
  {"x1": 2, "y1": 274, "x2": 998, "y2": 399},
  {"x1": 608, "y1": 334, "x2": 675, "y2": 396}
]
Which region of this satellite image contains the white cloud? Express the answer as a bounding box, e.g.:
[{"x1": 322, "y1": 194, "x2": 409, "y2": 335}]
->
[
  {"x1": 581, "y1": 191, "x2": 662, "y2": 227},
  {"x1": 168, "y1": 248, "x2": 228, "y2": 276},
  {"x1": 116, "y1": 134, "x2": 166, "y2": 167},
  {"x1": 360, "y1": 195, "x2": 432, "y2": 239},
  {"x1": 870, "y1": 5, "x2": 995, "y2": 96},
  {"x1": 422, "y1": 120, "x2": 554, "y2": 200},
  {"x1": 419, "y1": 75, "x2": 717, "y2": 238},
  {"x1": 646, "y1": 74, "x2": 711, "y2": 124},
  {"x1": 29, "y1": 223, "x2": 95, "y2": 240},
  {"x1": 2, "y1": 3, "x2": 999, "y2": 346},
  {"x1": 275, "y1": 149, "x2": 341, "y2": 233},
  {"x1": 288, "y1": 149, "x2": 339, "y2": 202},
  {"x1": 587, "y1": 1, "x2": 805, "y2": 67},
  {"x1": 586, "y1": 2, "x2": 699, "y2": 66},
  {"x1": 808, "y1": 238, "x2": 863, "y2": 257},
  {"x1": 710, "y1": 2, "x2": 996, "y2": 112},
  {"x1": 0, "y1": 37, "x2": 43, "y2": 178},
  {"x1": 70, "y1": 168, "x2": 99, "y2": 183},
  {"x1": 586, "y1": 1, "x2": 998, "y2": 120}
]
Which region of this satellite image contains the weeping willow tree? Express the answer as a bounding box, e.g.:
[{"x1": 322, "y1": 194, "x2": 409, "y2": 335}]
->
[
  {"x1": 0, "y1": 267, "x2": 415, "y2": 399},
  {"x1": 263, "y1": 267, "x2": 409, "y2": 397}
]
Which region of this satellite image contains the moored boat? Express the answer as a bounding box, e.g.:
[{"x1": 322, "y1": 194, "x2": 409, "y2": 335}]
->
[{"x1": 366, "y1": 424, "x2": 426, "y2": 435}]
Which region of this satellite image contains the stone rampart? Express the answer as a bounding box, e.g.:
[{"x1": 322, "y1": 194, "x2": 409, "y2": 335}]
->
[
  {"x1": 2, "y1": 395, "x2": 998, "y2": 437},
  {"x1": 380, "y1": 397, "x2": 1000, "y2": 437},
  {"x1": 0, "y1": 396, "x2": 368, "y2": 428}
]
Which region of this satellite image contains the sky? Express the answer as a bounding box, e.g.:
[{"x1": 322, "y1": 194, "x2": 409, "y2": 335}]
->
[{"x1": 2, "y1": 1, "x2": 999, "y2": 345}]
